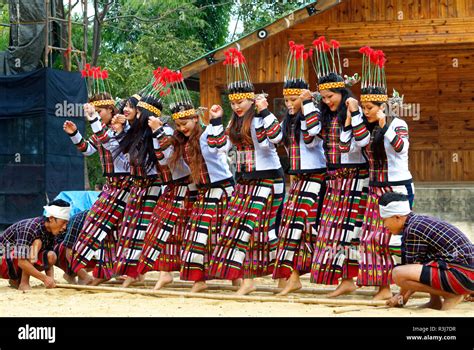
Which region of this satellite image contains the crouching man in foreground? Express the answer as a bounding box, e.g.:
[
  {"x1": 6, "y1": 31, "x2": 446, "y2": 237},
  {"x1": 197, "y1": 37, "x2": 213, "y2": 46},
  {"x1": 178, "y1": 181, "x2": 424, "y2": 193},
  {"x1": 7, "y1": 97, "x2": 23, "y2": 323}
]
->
[
  {"x1": 379, "y1": 192, "x2": 473, "y2": 310},
  {"x1": 0, "y1": 199, "x2": 71, "y2": 290}
]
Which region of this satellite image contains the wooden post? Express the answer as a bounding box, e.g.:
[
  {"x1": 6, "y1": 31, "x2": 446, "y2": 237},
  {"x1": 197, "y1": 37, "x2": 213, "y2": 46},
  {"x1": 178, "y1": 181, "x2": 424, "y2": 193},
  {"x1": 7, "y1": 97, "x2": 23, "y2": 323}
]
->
[
  {"x1": 66, "y1": 0, "x2": 72, "y2": 71},
  {"x1": 44, "y1": 0, "x2": 49, "y2": 67}
]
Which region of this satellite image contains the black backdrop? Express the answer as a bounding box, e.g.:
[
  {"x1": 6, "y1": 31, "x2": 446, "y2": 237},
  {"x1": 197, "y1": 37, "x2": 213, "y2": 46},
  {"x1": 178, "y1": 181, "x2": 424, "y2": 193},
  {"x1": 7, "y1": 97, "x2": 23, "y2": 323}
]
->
[{"x1": 0, "y1": 68, "x2": 87, "y2": 224}]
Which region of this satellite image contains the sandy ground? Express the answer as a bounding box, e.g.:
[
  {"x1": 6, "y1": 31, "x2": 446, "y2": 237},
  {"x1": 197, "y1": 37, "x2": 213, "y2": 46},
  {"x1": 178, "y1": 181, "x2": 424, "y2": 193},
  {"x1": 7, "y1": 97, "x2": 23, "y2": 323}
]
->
[{"x1": 0, "y1": 222, "x2": 473, "y2": 317}]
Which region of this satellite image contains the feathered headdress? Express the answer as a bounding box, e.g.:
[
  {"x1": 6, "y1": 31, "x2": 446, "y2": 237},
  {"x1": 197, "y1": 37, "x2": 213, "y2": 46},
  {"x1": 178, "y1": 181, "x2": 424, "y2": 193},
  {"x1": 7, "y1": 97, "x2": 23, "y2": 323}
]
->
[
  {"x1": 283, "y1": 41, "x2": 309, "y2": 96},
  {"x1": 223, "y1": 47, "x2": 255, "y2": 102},
  {"x1": 133, "y1": 67, "x2": 174, "y2": 118},
  {"x1": 359, "y1": 46, "x2": 388, "y2": 102},
  {"x1": 151, "y1": 67, "x2": 196, "y2": 120},
  {"x1": 81, "y1": 63, "x2": 115, "y2": 107},
  {"x1": 309, "y1": 36, "x2": 346, "y2": 91}
]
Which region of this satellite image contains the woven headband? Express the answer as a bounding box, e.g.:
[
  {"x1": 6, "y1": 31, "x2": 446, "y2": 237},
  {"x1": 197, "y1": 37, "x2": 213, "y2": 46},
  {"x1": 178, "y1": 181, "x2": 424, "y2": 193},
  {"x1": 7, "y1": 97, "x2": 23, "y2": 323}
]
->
[
  {"x1": 360, "y1": 94, "x2": 388, "y2": 102},
  {"x1": 172, "y1": 108, "x2": 197, "y2": 120},
  {"x1": 228, "y1": 92, "x2": 255, "y2": 101},
  {"x1": 90, "y1": 99, "x2": 115, "y2": 107},
  {"x1": 318, "y1": 81, "x2": 346, "y2": 91},
  {"x1": 283, "y1": 88, "x2": 304, "y2": 96},
  {"x1": 137, "y1": 101, "x2": 162, "y2": 117}
]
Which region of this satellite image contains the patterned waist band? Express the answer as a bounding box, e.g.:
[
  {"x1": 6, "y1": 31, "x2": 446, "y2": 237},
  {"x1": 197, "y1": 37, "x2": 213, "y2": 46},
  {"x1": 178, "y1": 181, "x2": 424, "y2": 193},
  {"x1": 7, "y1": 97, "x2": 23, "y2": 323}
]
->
[{"x1": 196, "y1": 178, "x2": 235, "y2": 190}]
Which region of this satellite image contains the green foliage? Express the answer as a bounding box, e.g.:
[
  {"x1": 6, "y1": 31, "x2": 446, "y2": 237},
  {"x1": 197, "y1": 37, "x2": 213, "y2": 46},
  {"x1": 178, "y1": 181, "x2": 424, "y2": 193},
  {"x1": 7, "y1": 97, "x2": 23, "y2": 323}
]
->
[
  {"x1": 0, "y1": 3, "x2": 9, "y2": 51},
  {"x1": 195, "y1": 0, "x2": 233, "y2": 51},
  {"x1": 60, "y1": 0, "x2": 309, "y2": 188},
  {"x1": 234, "y1": 0, "x2": 312, "y2": 39}
]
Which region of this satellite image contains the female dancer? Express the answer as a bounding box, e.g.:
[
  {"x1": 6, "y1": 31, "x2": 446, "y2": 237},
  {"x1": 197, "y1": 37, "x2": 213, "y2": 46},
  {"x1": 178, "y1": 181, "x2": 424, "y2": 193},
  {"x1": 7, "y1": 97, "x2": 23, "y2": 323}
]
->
[{"x1": 208, "y1": 48, "x2": 285, "y2": 295}]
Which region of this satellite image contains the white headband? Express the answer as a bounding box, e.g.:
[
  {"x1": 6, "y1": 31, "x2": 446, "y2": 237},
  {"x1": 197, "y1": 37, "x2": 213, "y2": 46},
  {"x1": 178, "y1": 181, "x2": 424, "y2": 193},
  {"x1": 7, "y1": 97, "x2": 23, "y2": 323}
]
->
[
  {"x1": 44, "y1": 205, "x2": 71, "y2": 221},
  {"x1": 379, "y1": 200, "x2": 411, "y2": 219}
]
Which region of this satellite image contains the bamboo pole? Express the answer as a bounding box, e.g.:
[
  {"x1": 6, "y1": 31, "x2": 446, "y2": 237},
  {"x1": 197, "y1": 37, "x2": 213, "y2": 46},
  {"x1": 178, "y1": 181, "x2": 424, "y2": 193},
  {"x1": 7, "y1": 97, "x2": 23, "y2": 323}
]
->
[
  {"x1": 333, "y1": 306, "x2": 390, "y2": 314},
  {"x1": 333, "y1": 302, "x2": 428, "y2": 314},
  {"x1": 56, "y1": 284, "x2": 389, "y2": 307},
  {"x1": 103, "y1": 280, "x2": 429, "y2": 299}
]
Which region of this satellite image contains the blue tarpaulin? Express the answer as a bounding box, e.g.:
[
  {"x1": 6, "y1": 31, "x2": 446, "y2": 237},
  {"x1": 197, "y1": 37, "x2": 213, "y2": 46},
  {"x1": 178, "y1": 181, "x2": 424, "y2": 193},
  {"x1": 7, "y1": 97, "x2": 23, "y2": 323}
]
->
[{"x1": 44, "y1": 191, "x2": 100, "y2": 217}]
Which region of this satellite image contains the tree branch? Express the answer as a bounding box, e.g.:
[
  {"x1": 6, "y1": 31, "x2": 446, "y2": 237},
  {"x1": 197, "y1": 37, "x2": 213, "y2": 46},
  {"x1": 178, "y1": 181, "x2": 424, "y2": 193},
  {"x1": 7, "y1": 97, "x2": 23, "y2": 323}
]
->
[{"x1": 102, "y1": 1, "x2": 233, "y2": 24}]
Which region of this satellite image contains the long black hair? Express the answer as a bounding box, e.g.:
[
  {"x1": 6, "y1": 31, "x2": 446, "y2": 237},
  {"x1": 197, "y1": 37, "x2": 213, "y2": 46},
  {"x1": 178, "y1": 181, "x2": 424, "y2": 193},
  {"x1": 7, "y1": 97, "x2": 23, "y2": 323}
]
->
[
  {"x1": 119, "y1": 94, "x2": 140, "y2": 114},
  {"x1": 118, "y1": 95, "x2": 163, "y2": 171},
  {"x1": 318, "y1": 73, "x2": 354, "y2": 130},
  {"x1": 361, "y1": 86, "x2": 392, "y2": 166},
  {"x1": 282, "y1": 110, "x2": 303, "y2": 148},
  {"x1": 281, "y1": 78, "x2": 308, "y2": 148}
]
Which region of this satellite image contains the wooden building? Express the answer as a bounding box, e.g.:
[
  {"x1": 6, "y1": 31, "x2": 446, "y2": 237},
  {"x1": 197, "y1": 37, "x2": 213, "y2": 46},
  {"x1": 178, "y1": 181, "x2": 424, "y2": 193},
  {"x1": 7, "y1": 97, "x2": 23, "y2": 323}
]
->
[{"x1": 181, "y1": 0, "x2": 474, "y2": 182}]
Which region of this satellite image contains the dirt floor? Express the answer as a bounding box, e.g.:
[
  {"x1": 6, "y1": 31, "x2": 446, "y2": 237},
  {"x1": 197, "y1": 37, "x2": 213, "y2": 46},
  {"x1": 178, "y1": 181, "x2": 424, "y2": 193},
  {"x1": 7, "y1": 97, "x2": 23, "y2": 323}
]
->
[{"x1": 0, "y1": 222, "x2": 472, "y2": 317}]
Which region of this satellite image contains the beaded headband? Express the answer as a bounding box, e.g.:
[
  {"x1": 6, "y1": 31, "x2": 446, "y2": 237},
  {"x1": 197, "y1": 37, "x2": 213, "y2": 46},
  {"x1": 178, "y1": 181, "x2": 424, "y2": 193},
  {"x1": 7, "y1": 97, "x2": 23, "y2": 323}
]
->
[
  {"x1": 228, "y1": 92, "x2": 255, "y2": 101},
  {"x1": 137, "y1": 101, "x2": 162, "y2": 117},
  {"x1": 90, "y1": 99, "x2": 115, "y2": 107},
  {"x1": 172, "y1": 108, "x2": 197, "y2": 120}
]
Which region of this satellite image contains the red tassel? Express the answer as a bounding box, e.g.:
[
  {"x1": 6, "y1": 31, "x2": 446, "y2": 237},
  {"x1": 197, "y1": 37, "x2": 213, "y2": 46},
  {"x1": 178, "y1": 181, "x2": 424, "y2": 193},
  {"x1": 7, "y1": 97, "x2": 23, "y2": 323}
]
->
[{"x1": 322, "y1": 41, "x2": 331, "y2": 52}]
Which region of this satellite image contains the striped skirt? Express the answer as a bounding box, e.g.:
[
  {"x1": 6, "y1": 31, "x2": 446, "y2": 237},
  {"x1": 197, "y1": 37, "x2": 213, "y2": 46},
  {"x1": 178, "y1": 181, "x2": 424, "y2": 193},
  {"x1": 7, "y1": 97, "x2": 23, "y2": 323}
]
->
[
  {"x1": 138, "y1": 182, "x2": 196, "y2": 274},
  {"x1": 180, "y1": 181, "x2": 234, "y2": 281},
  {"x1": 357, "y1": 183, "x2": 415, "y2": 286},
  {"x1": 273, "y1": 173, "x2": 326, "y2": 279},
  {"x1": 310, "y1": 167, "x2": 369, "y2": 285},
  {"x1": 209, "y1": 177, "x2": 285, "y2": 280},
  {"x1": 71, "y1": 176, "x2": 131, "y2": 279},
  {"x1": 114, "y1": 177, "x2": 162, "y2": 278},
  {"x1": 420, "y1": 260, "x2": 474, "y2": 295}
]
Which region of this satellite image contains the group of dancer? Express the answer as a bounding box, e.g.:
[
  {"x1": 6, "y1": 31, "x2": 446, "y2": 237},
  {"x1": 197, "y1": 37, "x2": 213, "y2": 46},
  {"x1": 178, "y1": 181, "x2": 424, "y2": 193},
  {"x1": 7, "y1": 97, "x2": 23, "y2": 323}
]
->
[{"x1": 0, "y1": 37, "x2": 472, "y2": 310}]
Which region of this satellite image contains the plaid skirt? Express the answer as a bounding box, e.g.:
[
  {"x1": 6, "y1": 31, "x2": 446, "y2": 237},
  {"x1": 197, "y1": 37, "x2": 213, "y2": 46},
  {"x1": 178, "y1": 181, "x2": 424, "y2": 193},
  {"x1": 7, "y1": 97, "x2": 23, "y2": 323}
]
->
[
  {"x1": 114, "y1": 177, "x2": 162, "y2": 278},
  {"x1": 420, "y1": 260, "x2": 474, "y2": 295},
  {"x1": 137, "y1": 182, "x2": 196, "y2": 274},
  {"x1": 273, "y1": 173, "x2": 326, "y2": 279},
  {"x1": 310, "y1": 167, "x2": 369, "y2": 285},
  {"x1": 209, "y1": 177, "x2": 285, "y2": 280},
  {"x1": 71, "y1": 176, "x2": 131, "y2": 279},
  {"x1": 0, "y1": 249, "x2": 54, "y2": 281},
  {"x1": 180, "y1": 181, "x2": 234, "y2": 281},
  {"x1": 357, "y1": 183, "x2": 415, "y2": 286}
]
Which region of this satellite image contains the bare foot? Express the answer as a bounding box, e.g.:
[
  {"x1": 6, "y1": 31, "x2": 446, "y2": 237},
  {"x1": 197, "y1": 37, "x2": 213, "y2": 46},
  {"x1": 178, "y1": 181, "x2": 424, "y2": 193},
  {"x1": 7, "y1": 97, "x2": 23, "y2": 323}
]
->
[
  {"x1": 277, "y1": 279, "x2": 302, "y2": 296},
  {"x1": 236, "y1": 279, "x2": 256, "y2": 295},
  {"x1": 121, "y1": 276, "x2": 138, "y2": 288},
  {"x1": 327, "y1": 279, "x2": 356, "y2": 298},
  {"x1": 88, "y1": 278, "x2": 108, "y2": 286},
  {"x1": 63, "y1": 273, "x2": 77, "y2": 285},
  {"x1": 373, "y1": 286, "x2": 393, "y2": 300},
  {"x1": 190, "y1": 281, "x2": 208, "y2": 293},
  {"x1": 277, "y1": 278, "x2": 287, "y2": 289},
  {"x1": 18, "y1": 283, "x2": 32, "y2": 291},
  {"x1": 153, "y1": 272, "x2": 173, "y2": 290},
  {"x1": 232, "y1": 278, "x2": 242, "y2": 287},
  {"x1": 464, "y1": 294, "x2": 474, "y2": 302},
  {"x1": 419, "y1": 295, "x2": 442, "y2": 310},
  {"x1": 441, "y1": 295, "x2": 464, "y2": 310},
  {"x1": 8, "y1": 279, "x2": 19, "y2": 289}
]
